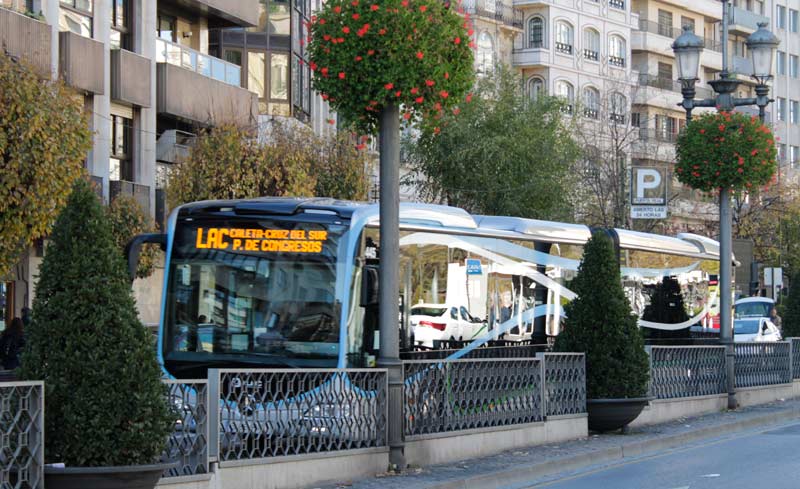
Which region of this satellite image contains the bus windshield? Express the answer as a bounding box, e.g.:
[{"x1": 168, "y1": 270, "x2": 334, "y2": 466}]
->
[{"x1": 163, "y1": 217, "x2": 346, "y2": 375}]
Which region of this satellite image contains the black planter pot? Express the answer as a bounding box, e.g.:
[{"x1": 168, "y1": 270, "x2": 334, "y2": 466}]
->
[
  {"x1": 44, "y1": 462, "x2": 177, "y2": 489},
  {"x1": 586, "y1": 397, "x2": 652, "y2": 432}
]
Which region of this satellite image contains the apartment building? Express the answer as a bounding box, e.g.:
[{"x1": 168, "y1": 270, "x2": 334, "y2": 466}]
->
[{"x1": 770, "y1": 0, "x2": 800, "y2": 178}]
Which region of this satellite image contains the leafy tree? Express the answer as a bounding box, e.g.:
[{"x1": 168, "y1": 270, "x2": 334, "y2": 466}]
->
[
  {"x1": 106, "y1": 195, "x2": 160, "y2": 279},
  {"x1": 18, "y1": 179, "x2": 173, "y2": 466},
  {"x1": 167, "y1": 122, "x2": 370, "y2": 209},
  {"x1": 0, "y1": 55, "x2": 92, "y2": 277},
  {"x1": 403, "y1": 66, "x2": 580, "y2": 221},
  {"x1": 782, "y1": 271, "x2": 800, "y2": 338},
  {"x1": 554, "y1": 231, "x2": 650, "y2": 399}
]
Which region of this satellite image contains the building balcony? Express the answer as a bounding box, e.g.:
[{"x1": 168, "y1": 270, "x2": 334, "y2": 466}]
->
[
  {"x1": 156, "y1": 129, "x2": 196, "y2": 164},
  {"x1": 59, "y1": 31, "x2": 104, "y2": 94},
  {"x1": 156, "y1": 38, "x2": 241, "y2": 86},
  {"x1": 634, "y1": 20, "x2": 722, "y2": 54},
  {"x1": 156, "y1": 61, "x2": 257, "y2": 126},
  {"x1": 636, "y1": 0, "x2": 722, "y2": 20},
  {"x1": 0, "y1": 6, "x2": 51, "y2": 75},
  {"x1": 158, "y1": 0, "x2": 259, "y2": 27},
  {"x1": 110, "y1": 180, "x2": 150, "y2": 215},
  {"x1": 111, "y1": 49, "x2": 152, "y2": 108},
  {"x1": 728, "y1": 6, "x2": 768, "y2": 35},
  {"x1": 462, "y1": 0, "x2": 523, "y2": 30},
  {"x1": 512, "y1": 47, "x2": 548, "y2": 66}
]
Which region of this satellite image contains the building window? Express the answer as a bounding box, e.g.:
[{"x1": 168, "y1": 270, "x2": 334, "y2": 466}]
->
[
  {"x1": 583, "y1": 28, "x2": 599, "y2": 61},
  {"x1": 792, "y1": 9, "x2": 799, "y2": 32},
  {"x1": 528, "y1": 16, "x2": 544, "y2": 48},
  {"x1": 777, "y1": 5, "x2": 787, "y2": 29},
  {"x1": 792, "y1": 100, "x2": 799, "y2": 124},
  {"x1": 657, "y1": 61, "x2": 672, "y2": 81},
  {"x1": 528, "y1": 77, "x2": 545, "y2": 101},
  {"x1": 778, "y1": 97, "x2": 787, "y2": 121},
  {"x1": 610, "y1": 92, "x2": 627, "y2": 123},
  {"x1": 59, "y1": 0, "x2": 93, "y2": 37},
  {"x1": 657, "y1": 10, "x2": 673, "y2": 37},
  {"x1": 656, "y1": 114, "x2": 678, "y2": 141},
  {"x1": 777, "y1": 51, "x2": 786, "y2": 75},
  {"x1": 555, "y1": 80, "x2": 574, "y2": 113},
  {"x1": 631, "y1": 112, "x2": 642, "y2": 127},
  {"x1": 681, "y1": 16, "x2": 695, "y2": 34},
  {"x1": 779, "y1": 143, "x2": 787, "y2": 162},
  {"x1": 792, "y1": 55, "x2": 799, "y2": 78},
  {"x1": 608, "y1": 35, "x2": 626, "y2": 67},
  {"x1": 111, "y1": 0, "x2": 130, "y2": 50},
  {"x1": 291, "y1": 0, "x2": 311, "y2": 120},
  {"x1": 476, "y1": 31, "x2": 495, "y2": 74},
  {"x1": 756, "y1": 0, "x2": 764, "y2": 14},
  {"x1": 583, "y1": 86, "x2": 600, "y2": 118},
  {"x1": 791, "y1": 145, "x2": 799, "y2": 166},
  {"x1": 157, "y1": 14, "x2": 177, "y2": 42},
  {"x1": 110, "y1": 115, "x2": 132, "y2": 182},
  {"x1": 555, "y1": 21, "x2": 573, "y2": 54}
]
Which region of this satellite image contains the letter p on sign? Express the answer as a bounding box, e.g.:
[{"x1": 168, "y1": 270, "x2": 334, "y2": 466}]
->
[{"x1": 636, "y1": 169, "x2": 661, "y2": 200}]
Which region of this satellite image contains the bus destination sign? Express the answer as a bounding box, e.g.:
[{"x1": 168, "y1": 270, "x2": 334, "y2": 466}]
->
[{"x1": 195, "y1": 227, "x2": 328, "y2": 253}]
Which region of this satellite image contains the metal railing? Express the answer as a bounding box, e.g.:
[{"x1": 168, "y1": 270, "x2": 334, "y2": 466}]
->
[
  {"x1": 637, "y1": 73, "x2": 714, "y2": 98},
  {"x1": 636, "y1": 19, "x2": 722, "y2": 53},
  {"x1": 583, "y1": 49, "x2": 599, "y2": 61},
  {"x1": 609, "y1": 0, "x2": 625, "y2": 10},
  {"x1": 156, "y1": 38, "x2": 241, "y2": 87},
  {"x1": 555, "y1": 42, "x2": 573, "y2": 55},
  {"x1": 609, "y1": 55, "x2": 626, "y2": 68},
  {"x1": 647, "y1": 346, "x2": 726, "y2": 399},
  {"x1": 162, "y1": 380, "x2": 209, "y2": 478},
  {"x1": 637, "y1": 127, "x2": 679, "y2": 144},
  {"x1": 213, "y1": 369, "x2": 387, "y2": 461},
  {"x1": 461, "y1": 0, "x2": 523, "y2": 29},
  {"x1": 0, "y1": 382, "x2": 44, "y2": 489},
  {"x1": 403, "y1": 358, "x2": 543, "y2": 437},
  {"x1": 401, "y1": 344, "x2": 548, "y2": 360},
  {"x1": 541, "y1": 353, "x2": 586, "y2": 416},
  {"x1": 734, "y1": 342, "x2": 792, "y2": 388},
  {"x1": 791, "y1": 338, "x2": 800, "y2": 379}
]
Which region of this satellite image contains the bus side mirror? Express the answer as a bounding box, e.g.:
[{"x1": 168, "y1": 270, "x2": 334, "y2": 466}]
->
[
  {"x1": 125, "y1": 233, "x2": 167, "y2": 282},
  {"x1": 361, "y1": 265, "x2": 380, "y2": 307}
]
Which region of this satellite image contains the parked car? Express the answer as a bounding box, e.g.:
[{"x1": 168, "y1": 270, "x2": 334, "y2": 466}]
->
[
  {"x1": 410, "y1": 303, "x2": 485, "y2": 348},
  {"x1": 733, "y1": 317, "x2": 781, "y2": 342},
  {"x1": 734, "y1": 297, "x2": 774, "y2": 320}
]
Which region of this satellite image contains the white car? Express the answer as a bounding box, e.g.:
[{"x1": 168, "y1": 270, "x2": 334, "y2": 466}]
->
[
  {"x1": 410, "y1": 303, "x2": 485, "y2": 348},
  {"x1": 733, "y1": 317, "x2": 781, "y2": 342},
  {"x1": 734, "y1": 297, "x2": 775, "y2": 320}
]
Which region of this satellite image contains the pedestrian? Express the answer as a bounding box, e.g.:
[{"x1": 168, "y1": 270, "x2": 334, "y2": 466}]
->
[
  {"x1": 0, "y1": 317, "x2": 25, "y2": 370},
  {"x1": 20, "y1": 307, "x2": 31, "y2": 327},
  {"x1": 770, "y1": 306, "x2": 782, "y2": 334}
]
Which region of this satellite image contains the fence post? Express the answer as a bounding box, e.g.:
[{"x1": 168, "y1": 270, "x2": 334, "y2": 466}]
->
[
  {"x1": 536, "y1": 352, "x2": 547, "y2": 420},
  {"x1": 787, "y1": 341, "x2": 793, "y2": 384},
  {"x1": 207, "y1": 369, "x2": 220, "y2": 463},
  {"x1": 644, "y1": 345, "x2": 653, "y2": 399}
]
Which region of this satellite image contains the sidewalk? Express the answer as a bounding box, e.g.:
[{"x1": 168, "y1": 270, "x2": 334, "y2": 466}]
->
[{"x1": 320, "y1": 397, "x2": 800, "y2": 489}]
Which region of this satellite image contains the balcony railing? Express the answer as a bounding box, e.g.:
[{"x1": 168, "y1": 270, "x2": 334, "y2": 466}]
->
[
  {"x1": 584, "y1": 49, "x2": 599, "y2": 61},
  {"x1": 637, "y1": 127, "x2": 679, "y2": 143},
  {"x1": 583, "y1": 108, "x2": 599, "y2": 119},
  {"x1": 109, "y1": 180, "x2": 150, "y2": 215},
  {"x1": 0, "y1": 6, "x2": 51, "y2": 75},
  {"x1": 610, "y1": 113, "x2": 626, "y2": 124},
  {"x1": 637, "y1": 19, "x2": 722, "y2": 53},
  {"x1": 555, "y1": 42, "x2": 573, "y2": 55},
  {"x1": 609, "y1": 55, "x2": 626, "y2": 67},
  {"x1": 609, "y1": 0, "x2": 625, "y2": 10},
  {"x1": 156, "y1": 38, "x2": 241, "y2": 86},
  {"x1": 637, "y1": 73, "x2": 714, "y2": 98},
  {"x1": 461, "y1": 0, "x2": 523, "y2": 29}
]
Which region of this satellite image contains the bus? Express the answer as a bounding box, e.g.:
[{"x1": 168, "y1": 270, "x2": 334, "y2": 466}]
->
[{"x1": 128, "y1": 197, "x2": 723, "y2": 380}]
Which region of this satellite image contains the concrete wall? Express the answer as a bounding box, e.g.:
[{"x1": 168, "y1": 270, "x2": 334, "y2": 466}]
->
[
  {"x1": 736, "y1": 382, "x2": 798, "y2": 408},
  {"x1": 404, "y1": 415, "x2": 588, "y2": 467},
  {"x1": 629, "y1": 394, "x2": 728, "y2": 428}
]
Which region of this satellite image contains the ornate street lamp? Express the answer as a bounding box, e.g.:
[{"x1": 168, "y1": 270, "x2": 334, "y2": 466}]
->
[{"x1": 671, "y1": 1, "x2": 778, "y2": 410}]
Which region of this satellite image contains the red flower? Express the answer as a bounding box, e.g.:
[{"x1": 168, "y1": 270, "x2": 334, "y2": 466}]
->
[
  {"x1": 379, "y1": 28, "x2": 387, "y2": 35},
  {"x1": 716, "y1": 171, "x2": 720, "y2": 176},
  {"x1": 415, "y1": 96, "x2": 424, "y2": 103},
  {"x1": 362, "y1": 23, "x2": 371, "y2": 31},
  {"x1": 355, "y1": 55, "x2": 363, "y2": 61},
  {"x1": 454, "y1": 37, "x2": 461, "y2": 44},
  {"x1": 425, "y1": 80, "x2": 435, "y2": 87},
  {"x1": 416, "y1": 51, "x2": 424, "y2": 59},
  {"x1": 356, "y1": 143, "x2": 366, "y2": 151},
  {"x1": 434, "y1": 102, "x2": 441, "y2": 110},
  {"x1": 319, "y1": 18, "x2": 326, "y2": 24},
  {"x1": 368, "y1": 49, "x2": 375, "y2": 55},
  {"x1": 453, "y1": 107, "x2": 460, "y2": 115},
  {"x1": 321, "y1": 94, "x2": 329, "y2": 100},
  {"x1": 351, "y1": 0, "x2": 358, "y2": 5},
  {"x1": 751, "y1": 149, "x2": 759, "y2": 156},
  {"x1": 440, "y1": 90, "x2": 449, "y2": 98},
  {"x1": 699, "y1": 129, "x2": 705, "y2": 134},
  {"x1": 321, "y1": 67, "x2": 329, "y2": 75},
  {"x1": 309, "y1": 61, "x2": 317, "y2": 70},
  {"x1": 334, "y1": 5, "x2": 341, "y2": 13},
  {"x1": 385, "y1": 82, "x2": 394, "y2": 90},
  {"x1": 339, "y1": 72, "x2": 346, "y2": 79},
  {"x1": 352, "y1": 13, "x2": 360, "y2": 20},
  {"x1": 410, "y1": 87, "x2": 419, "y2": 94},
  {"x1": 468, "y1": 28, "x2": 474, "y2": 36},
  {"x1": 337, "y1": 37, "x2": 345, "y2": 43},
  {"x1": 434, "y1": 127, "x2": 441, "y2": 135},
  {"x1": 738, "y1": 168, "x2": 744, "y2": 173},
  {"x1": 395, "y1": 90, "x2": 402, "y2": 97},
  {"x1": 468, "y1": 41, "x2": 476, "y2": 48},
  {"x1": 403, "y1": 112, "x2": 411, "y2": 120},
  {"x1": 323, "y1": 34, "x2": 331, "y2": 41},
  {"x1": 401, "y1": 0, "x2": 409, "y2": 6},
  {"x1": 327, "y1": 118, "x2": 335, "y2": 125},
  {"x1": 466, "y1": 93, "x2": 473, "y2": 102},
  {"x1": 342, "y1": 26, "x2": 350, "y2": 34},
  {"x1": 419, "y1": 5, "x2": 427, "y2": 12},
  {"x1": 444, "y1": 72, "x2": 449, "y2": 79},
  {"x1": 718, "y1": 124, "x2": 725, "y2": 131},
  {"x1": 371, "y1": 4, "x2": 379, "y2": 10}
]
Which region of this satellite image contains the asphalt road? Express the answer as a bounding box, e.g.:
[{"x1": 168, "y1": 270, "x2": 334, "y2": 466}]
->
[{"x1": 525, "y1": 422, "x2": 800, "y2": 489}]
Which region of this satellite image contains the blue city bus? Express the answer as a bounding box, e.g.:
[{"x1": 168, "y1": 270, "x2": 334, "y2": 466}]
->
[{"x1": 128, "y1": 197, "x2": 723, "y2": 380}]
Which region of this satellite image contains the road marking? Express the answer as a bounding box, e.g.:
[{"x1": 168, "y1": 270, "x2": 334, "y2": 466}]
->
[{"x1": 701, "y1": 474, "x2": 721, "y2": 478}]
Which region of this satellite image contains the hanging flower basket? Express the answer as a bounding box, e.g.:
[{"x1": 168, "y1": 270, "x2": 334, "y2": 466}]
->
[
  {"x1": 307, "y1": 0, "x2": 474, "y2": 134},
  {"x1": 675, "y1": 111, "x2": 777, "y2": 192}
]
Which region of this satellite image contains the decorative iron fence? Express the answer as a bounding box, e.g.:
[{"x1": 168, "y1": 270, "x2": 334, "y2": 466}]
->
[
  {"x1": 401, "y1": 344, "x2": 548, "y2": 360},
  {"x1": 162, "y1": 380, "x2": 209, "y2": 478},
  {"x1": 734, "y1": 342, "x2": 792, "y2": 388},
  {"x1": 213, "y1": 369, "x2": 387, "y2": 461},
  {"x1": 647, "y1": 346, "x2": 726, "y2": 399},
  {"x1": 403, "y1": 358, "x2": 543, "y2": 437},
  {"x1": 791, "y1": 338, "x2": 800, "y2": 379},
  {"x1": 542, "y1": 353, "x2": 586, "y2": 416},
  {"x1": 0, "y1": 381, "x2": 44, "y2": 489}
]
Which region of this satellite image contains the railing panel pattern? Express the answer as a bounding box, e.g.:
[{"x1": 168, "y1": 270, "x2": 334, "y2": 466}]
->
[
  {"x1": 648, "y1": 347, "x2": 726, "y2": 399},
  {"x1": 791, "y1": 338, "x2": 800, "y2": 379},
  {"x1": 403, "y1": 359, "x2": 542, "y2": 437},
  {"x1": 162, "y1": 380, "x2": 209, "y2": 478},
  {"x1": 216, "y1": 370, "x2": 387, "y2": 461},
  {"x1": 734, "y1": 342, "x2": 792, "y2": 388},
  {"x1": 0, "y1": 382, "x2": 44, "y2": 489},
  {"x1": 543, "y1": 353, "x2": 586, "y2": 416}
]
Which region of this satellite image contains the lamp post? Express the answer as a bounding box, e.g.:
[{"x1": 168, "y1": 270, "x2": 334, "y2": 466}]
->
[{"x1": 672, "y1": 2, "x2": 779, "y2": 409}]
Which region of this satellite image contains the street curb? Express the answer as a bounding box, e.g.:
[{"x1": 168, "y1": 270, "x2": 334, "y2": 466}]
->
[{"x1": 422, "y1": 405, "x2": 800, "y2": 489}]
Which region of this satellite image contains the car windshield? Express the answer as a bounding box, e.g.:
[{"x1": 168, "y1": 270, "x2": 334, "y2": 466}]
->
[
  {"x1": 735, "y1": 301, "x2": 772, "y2": 318},
  {"x1": 734, "y1": 319, "x2": 761, "y2": 334},
  {"x1": 411, "y1": 307, "x2": 447, "y2": 317},
  {"x1": 163, "y1": 217, "x2": 346, "y2": 374}
]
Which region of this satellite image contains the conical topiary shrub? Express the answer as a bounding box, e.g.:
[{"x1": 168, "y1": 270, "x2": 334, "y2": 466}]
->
[
  {"x1": 641, "y1": 276, "x2": 690, "y2": 340},
  {"x1": 18, "y1": 178, "x2": 173, "y2": 467},
  {"x1": 554, "y1": 231, "x2": 650, "y2": 400}
]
